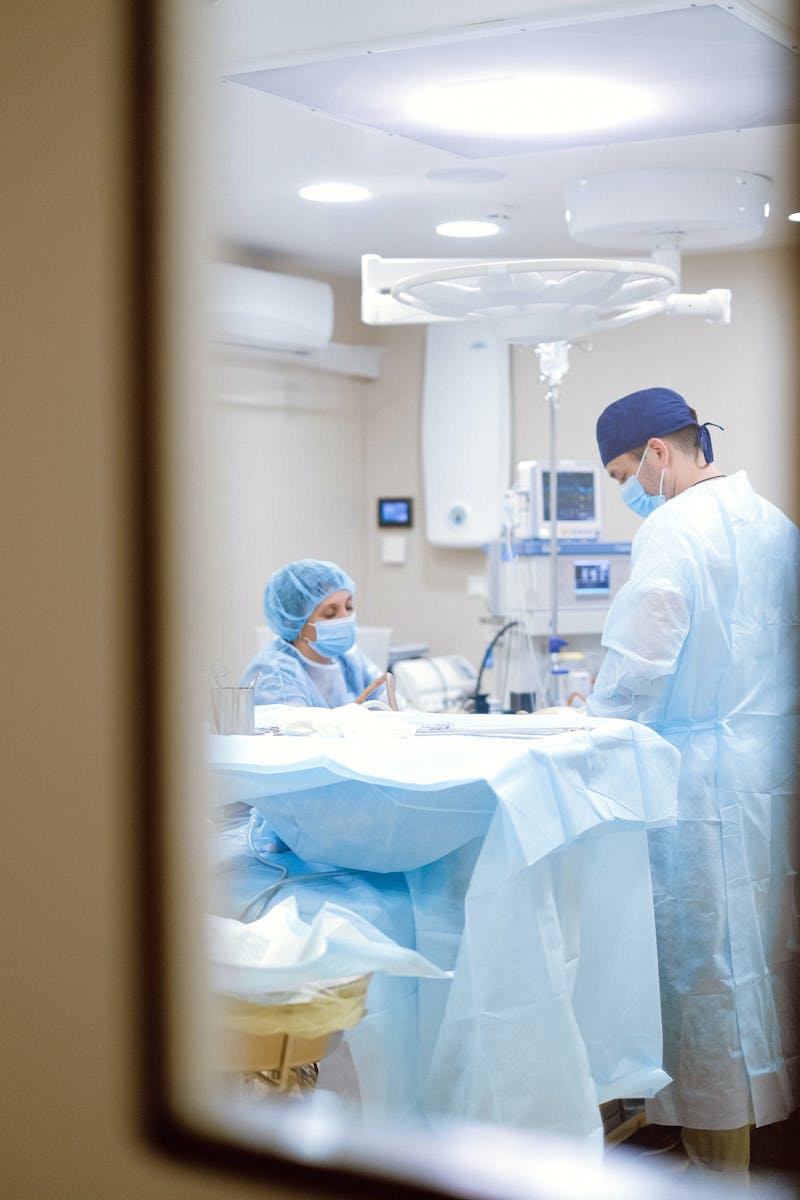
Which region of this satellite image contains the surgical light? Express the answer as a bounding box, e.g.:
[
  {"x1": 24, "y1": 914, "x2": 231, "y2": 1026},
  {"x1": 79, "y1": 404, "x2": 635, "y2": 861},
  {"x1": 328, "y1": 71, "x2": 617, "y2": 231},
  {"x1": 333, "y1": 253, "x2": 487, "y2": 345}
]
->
[
  {"x1": 406, "y1": 74, "x2": 656, "y2": 137},
  {"x1": 298, "y1": 182, "x2": 371, "y2": 202},
  {"x1": 789, "y1": 211, "x2": 800, "y2": 222},
  {"x1": 435, "y1": 220, "x2": 500, "y2": 239}
]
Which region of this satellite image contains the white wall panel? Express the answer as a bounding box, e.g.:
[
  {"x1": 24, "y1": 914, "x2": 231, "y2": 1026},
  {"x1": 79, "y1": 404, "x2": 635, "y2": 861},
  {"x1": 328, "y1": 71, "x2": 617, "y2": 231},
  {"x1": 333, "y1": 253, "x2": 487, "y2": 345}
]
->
[{"x1": 422, "y1": 321, "x2": 510, "y2": 547}]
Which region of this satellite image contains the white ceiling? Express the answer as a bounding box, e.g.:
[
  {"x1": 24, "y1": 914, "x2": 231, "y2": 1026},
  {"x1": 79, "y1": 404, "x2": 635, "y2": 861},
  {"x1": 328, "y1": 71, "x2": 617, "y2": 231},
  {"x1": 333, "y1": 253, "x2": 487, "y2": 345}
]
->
[{"x1": 210, "y1": 0, "x2": 800, "y2": 278}]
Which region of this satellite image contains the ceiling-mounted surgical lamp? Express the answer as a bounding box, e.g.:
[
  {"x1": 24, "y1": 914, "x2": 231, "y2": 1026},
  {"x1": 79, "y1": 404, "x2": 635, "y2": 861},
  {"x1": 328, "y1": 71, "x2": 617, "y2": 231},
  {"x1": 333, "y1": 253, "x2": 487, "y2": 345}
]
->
[{"x1": 564, "y1": 167, "x2": 772, "y2": 292}]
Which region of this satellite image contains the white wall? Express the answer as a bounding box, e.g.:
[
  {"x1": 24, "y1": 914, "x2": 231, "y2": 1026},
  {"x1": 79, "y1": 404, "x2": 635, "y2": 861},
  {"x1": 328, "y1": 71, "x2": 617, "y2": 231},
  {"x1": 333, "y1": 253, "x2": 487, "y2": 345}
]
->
[
  {"x1": 361, "y1": 322, "x2": 496, "y2": 667},
  {"x1": 208, "y1": 245, "x2": 799, "y2": 677}
]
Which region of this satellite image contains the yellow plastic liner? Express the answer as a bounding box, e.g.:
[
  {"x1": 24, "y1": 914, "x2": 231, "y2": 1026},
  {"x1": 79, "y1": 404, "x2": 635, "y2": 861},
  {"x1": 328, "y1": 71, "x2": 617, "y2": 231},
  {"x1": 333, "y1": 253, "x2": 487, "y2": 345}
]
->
[{"x1": 213, "y1": 974, "x2": 371, "y2": 1039}]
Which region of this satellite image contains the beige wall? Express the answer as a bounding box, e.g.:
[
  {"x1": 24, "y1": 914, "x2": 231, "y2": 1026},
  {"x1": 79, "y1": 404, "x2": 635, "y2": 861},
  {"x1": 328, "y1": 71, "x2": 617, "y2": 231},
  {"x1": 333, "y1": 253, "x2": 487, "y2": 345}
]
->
[{"x1": 205, "y1": 351, "x2": 369, "y2": 676}]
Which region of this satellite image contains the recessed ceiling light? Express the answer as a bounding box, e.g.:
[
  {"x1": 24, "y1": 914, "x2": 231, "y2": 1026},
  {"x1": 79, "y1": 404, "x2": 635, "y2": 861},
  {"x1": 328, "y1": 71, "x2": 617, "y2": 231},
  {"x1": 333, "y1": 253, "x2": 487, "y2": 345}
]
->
[
  {"x1": 435, "y1": 220, "x2": 501, "y2": 238},
  {"x1": 407, "y1": 74, "x2": 656, "y2": 138},
  {"x1": 298, "y1": 182, "x2": 371, "y2": 202},
  {"x1": 789, "y1": 211, "x2": 800, "y2": 222}
]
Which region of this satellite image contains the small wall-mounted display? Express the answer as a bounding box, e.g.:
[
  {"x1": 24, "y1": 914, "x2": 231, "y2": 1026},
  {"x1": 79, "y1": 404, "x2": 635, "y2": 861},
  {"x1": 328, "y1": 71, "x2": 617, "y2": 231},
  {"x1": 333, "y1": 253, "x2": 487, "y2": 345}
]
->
[
  {"x1": 378, "y1": 497, "x2": 413, "y2": 528},
  {"x1": 574, "y1": 559, "x2": 611, "y2": 598}
]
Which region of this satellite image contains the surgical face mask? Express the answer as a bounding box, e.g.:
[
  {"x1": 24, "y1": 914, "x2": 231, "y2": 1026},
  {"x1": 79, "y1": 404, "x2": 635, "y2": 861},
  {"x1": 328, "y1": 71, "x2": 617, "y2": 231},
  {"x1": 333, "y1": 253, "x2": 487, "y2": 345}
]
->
[
  {"x1": 307, "y1": 614, "x2": 357, "y2": 658},
  {"x1": 620, "y1": 446, "x2": 666, "y2": 518}
]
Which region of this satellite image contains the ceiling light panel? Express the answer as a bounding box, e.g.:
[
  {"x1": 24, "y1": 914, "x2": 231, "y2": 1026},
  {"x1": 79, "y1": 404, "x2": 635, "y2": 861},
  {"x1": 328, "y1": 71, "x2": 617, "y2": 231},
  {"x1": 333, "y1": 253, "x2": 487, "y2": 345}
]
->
[{"x1": 229, "y1": 5, "x2": 800, "y2": 159}]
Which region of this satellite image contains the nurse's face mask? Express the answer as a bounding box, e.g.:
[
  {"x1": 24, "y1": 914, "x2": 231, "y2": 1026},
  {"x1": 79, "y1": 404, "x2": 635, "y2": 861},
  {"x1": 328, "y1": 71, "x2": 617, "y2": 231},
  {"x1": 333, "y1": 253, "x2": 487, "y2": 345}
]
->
[
  {"x1": 302, "y1": 589, "x2": 357, "y2": 657},
  {"x1": 620, "y1": 445, "x2": 666, "y2": 518},
  {"x1": 308, "y1": 614, "x2": 357, "y2": 657}
]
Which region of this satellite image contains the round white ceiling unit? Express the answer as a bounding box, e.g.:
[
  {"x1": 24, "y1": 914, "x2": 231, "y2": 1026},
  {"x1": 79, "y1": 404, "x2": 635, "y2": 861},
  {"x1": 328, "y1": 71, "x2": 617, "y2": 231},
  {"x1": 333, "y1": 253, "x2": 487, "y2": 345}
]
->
[
  {"x1": 564, "y1": 169, "x2": 773, "y2": 251},
  {"x1": 390, "y1": 258, "x2": 677, "y2": 344},
  {"x1": 435, "y1": 220, "x2": 501, "y2": 239},
  {"x1": 298, "y1": 181, "x2": 371, "y2": 203}
]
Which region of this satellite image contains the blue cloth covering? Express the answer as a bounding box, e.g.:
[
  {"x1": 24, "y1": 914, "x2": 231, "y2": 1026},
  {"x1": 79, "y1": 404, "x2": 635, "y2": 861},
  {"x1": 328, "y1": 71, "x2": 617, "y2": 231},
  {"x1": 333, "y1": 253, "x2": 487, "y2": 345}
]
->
[
  {"x1": 240, "y1": 638, "x2": 387, "y2": 855},
  {"x1": 596, "y1": 386, "x2": 720, "y2": 465},
  {"x1": 209, "y1": 823, "x2": 422, "y2": 1117},
  {"x1": 587, "y1": 471, "x2": 800, "y2": 1130},
  {"x1": 208, "y1": 715, "x2": 680, "y2": 1145}
]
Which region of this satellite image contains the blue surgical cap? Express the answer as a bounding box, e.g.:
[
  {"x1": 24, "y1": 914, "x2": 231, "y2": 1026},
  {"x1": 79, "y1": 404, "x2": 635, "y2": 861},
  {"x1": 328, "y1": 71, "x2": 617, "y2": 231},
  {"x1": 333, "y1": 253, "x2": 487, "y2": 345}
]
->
[
  {"x1": 263, "y1": 559, "x2": 356, "y2": 641},
  {"x1": 596, "y1": 387, "x2": 719, "y2": 466}
]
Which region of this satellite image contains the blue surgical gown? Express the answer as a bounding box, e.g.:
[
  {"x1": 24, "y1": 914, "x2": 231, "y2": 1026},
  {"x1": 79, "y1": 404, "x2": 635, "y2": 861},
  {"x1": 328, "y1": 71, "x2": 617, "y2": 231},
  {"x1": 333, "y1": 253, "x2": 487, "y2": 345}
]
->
[
  {"x1": 586, "y1": 471, "x2": 800, "y2": 1130},
  {"x1": 240, "y1": 636, "x2": 383, "y2": 708}
]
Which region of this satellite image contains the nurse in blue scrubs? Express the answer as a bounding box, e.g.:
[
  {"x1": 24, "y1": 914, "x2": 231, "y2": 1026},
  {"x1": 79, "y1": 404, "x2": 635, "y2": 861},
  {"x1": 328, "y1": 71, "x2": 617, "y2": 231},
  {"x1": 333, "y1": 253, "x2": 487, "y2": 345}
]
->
[{"x1": 240, "y1": 558, "x2": 385, "y2": 707}]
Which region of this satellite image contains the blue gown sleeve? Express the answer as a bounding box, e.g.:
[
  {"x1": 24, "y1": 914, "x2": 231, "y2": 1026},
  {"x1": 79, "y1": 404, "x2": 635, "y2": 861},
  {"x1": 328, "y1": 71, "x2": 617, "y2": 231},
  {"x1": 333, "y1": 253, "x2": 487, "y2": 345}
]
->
[
  {"x1": 586, "y1": 514, "x2": 691, "y2": 722},
  {"x1": 241, "y1": 642, "x2": 318, "y2": 707},
  {"x1": 253, "y1": 665, "x2": 315, "y2": 706}
]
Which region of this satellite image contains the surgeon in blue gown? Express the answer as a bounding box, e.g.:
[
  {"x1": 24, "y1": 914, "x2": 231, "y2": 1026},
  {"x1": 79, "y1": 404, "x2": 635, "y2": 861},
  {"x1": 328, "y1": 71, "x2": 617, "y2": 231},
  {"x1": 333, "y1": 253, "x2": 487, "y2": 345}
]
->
[
  {"x1": 240, "y1": 558, "x2": 388, "y2": 707},
  {"x1": 586, "y1": 387, "x2": 800, "y2": 1178}
]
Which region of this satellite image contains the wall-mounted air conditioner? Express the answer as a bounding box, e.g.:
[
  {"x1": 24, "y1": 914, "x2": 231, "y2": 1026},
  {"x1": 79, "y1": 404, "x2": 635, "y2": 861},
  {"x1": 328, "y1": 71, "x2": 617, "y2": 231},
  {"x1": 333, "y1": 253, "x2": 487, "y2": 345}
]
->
[
  {"x1": 212, "y1": 263, "x2": 334, "y2": 353},
  {"x1": 211, "y1": 262, "x2": 384, "y2": 380}
]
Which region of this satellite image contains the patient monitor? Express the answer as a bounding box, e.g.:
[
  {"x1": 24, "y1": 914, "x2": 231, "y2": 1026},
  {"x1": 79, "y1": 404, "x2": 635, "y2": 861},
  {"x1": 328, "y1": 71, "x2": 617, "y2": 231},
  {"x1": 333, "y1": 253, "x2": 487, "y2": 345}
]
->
[{"x1": 510, "y1": 460, "x2": 603, "y2": 542}]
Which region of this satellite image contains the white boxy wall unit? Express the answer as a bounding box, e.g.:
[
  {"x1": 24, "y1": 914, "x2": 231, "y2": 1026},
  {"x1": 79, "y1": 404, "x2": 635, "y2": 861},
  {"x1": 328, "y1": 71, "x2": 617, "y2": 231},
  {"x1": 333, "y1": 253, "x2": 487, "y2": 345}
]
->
[
  {"x1": 212, "y1": 263, "x2": 334, "y2": 352},
  {"x1": 422, "y1": 320, "x2": 510, "y2": 547}
]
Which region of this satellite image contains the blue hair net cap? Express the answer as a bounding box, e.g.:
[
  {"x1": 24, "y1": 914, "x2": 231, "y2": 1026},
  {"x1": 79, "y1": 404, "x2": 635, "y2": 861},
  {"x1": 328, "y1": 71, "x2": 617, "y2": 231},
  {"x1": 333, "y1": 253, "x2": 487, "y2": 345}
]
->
[
  {"x1": 264, "y1": 559, "x2": 356, "y2": 641},
  {"x1": 596, "y1": 387, "x2": 718, "y2": 466}
]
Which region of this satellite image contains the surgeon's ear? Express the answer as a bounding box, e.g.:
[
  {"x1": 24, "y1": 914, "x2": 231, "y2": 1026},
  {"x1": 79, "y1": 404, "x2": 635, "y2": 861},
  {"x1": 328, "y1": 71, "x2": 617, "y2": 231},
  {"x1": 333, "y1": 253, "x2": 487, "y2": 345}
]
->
[{"x1": 648, "y1": 437, "x2": 670, "y2": 464}]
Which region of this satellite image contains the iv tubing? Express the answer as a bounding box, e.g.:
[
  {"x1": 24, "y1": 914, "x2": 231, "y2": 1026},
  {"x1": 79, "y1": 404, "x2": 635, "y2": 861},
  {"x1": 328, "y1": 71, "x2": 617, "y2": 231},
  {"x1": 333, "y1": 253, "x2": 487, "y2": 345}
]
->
[{"x1": 238, "y1": 870, "x2": 364, "y2": 923}]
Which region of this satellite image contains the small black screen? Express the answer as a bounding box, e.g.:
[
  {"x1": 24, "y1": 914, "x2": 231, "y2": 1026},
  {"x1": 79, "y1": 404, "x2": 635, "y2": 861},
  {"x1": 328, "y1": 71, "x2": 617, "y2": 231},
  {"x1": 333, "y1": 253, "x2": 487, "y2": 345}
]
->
[{"x1": 378, "y1": 498, "x2": 413, "y2": 527}]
